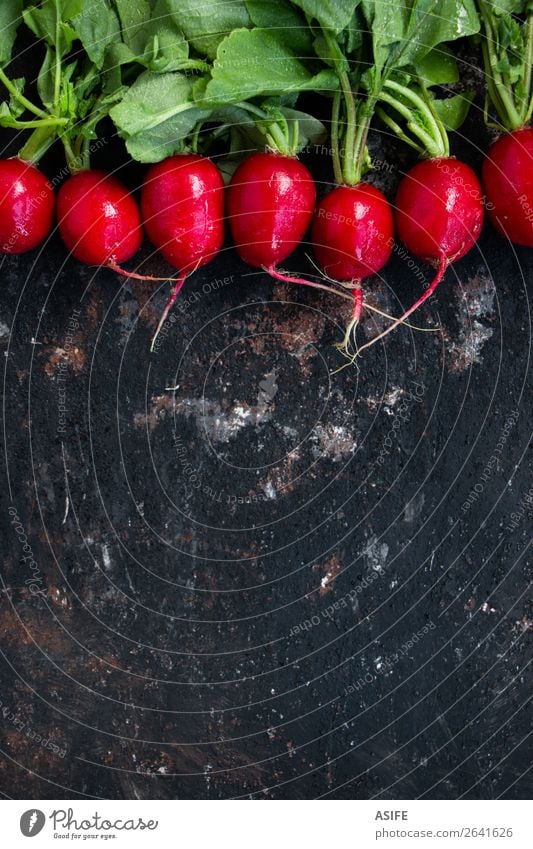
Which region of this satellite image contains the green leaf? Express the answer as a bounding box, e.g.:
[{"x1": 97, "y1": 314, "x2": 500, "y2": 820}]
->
[
  {"x1": 110, "y1": 70, "x2": 208, "y2": 162},
  {"x1": 5, "y1": 77, "x2": 26, "y2": 118},
  {"x1": 489, "y1": 0, "x2": 527, "y2": 13},
  {"x1": 0, "y1": 100, "x2": 16, "y2": 126},
  {"x1": 432, "y1": 90, "x2": 474, "y2": 129},
  {"x1": 72, "y1": 0, "x2": 121, "y2": 68},
  {"x1": 57, "y1": 61, "x2": 78, "y2": 121},
  {"x1": 289, "y1": 0, "x2": 357, "y2": 33},
  {"x1": 0, "y1": 0, "x2": 24, "y2": 66},
  {"x1": 113, "y1": 0, "x2": 151, "y2": 54},
  {"x1": 361, "y1": 0, "x2": 405, "y2": 71},
  {"x1": 202, "y1": 28, "x2": 338, "y2": 105},
  {"x1": 244, "y1": 0, "x2": 312, "y2": 53},
  {"x1": 415, "y1": 46, "x2": 459, "y2": 85},
  {"x1": 102, "y1": 1, "x2": 190, "y2": 74},
  {"x1": 144, "y1": 0, "x2": 189, "y2": 71},
  {"x1": 36, "y1": 45, "x2": 55, "y2": 109},
  {"x1": 166, "y1": 0, "x2": 251, "y2": 59},
  {"x1": 362, "y1": 0, "x2": 480, "y2": 71},
  {"x1": 23, "y1": 0, "x2": 83, "y2": 54}
]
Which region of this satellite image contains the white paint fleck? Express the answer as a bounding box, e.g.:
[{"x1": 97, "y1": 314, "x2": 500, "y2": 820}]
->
[
  {"x1": 449, "y1": 266, "x2": 496, "y2": 373},
  {"x1": 311, "y1": 424, "x2": 355, "y2": 462},
  {"x1": 365, "y1": 535, "x2": 389, "y2": 572},
  {"x1": 404, "y1": 492, "x2": 425, "y2": 523},
  {"x1": 264, "y1": 480, "x2": 277, "y2": 500}
]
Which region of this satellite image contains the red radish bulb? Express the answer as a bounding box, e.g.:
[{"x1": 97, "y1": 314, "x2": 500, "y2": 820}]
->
[
  {"x1": 141, "y1": 153, "x2": 225, "y2": 348},
  {"x1": 312, "y1": 183, "x2": 394, "y2": 280},
  {"x1": 0, "y1": 158, "x2": 54, "y2": 254},
  {"x1": 482, "y1": 127, "x2": 533, "y2": 246},
  {"x1": 141, "y1": 153, "x2": 224, "y2": 272},
  {"x1": 358, "y1": 157, "x2": 484, "y2": 354},
  {"x1": 395, "y1": 157, "x2": 484, "y2": 264},
  {"x1": 57, "y1": 170, "x2": 142, "y2": 265},
  {"x1": 227, "y1": 152, "x2": 316, "y2": 275}
]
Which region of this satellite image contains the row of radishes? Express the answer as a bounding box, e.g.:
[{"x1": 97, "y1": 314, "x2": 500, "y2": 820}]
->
[{"x1": 2, "y1": 124, "x2": 531, "y2": 353}]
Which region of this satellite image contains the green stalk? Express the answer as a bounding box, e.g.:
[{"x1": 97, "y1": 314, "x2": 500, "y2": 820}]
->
[
  {"x1": 62, "y1": 136, "x2": 81, "y2": 174},
  {"x1": 351, "y1": 91, "x2": 379, "y2": 185},
  {"x1": 330, "y1": 91, "x2": 343, "y2": 186},
  {"x1": 18, "y1": 125, "x2": 58, "y2": 163},
  {"x1": 522, "y1": 12, "x2": 533, "y2": 124},
  {"x1": 54, "y1": 0, "x2": 62, "y2": 112},
  {"x1": 375, "y1": 105, "x2": 426, "y2": 156},
  {"x1": 2, "y1": 116, "x2": 68, "y2": 129},
  {"x1": 419, "y1": 79, "x2": 449, "y2": 157},
  {"x1": 378, "y1": 90, "x2": 442, "y2": 157},
  {"x1": 381, "y1": 78, "x2": 449, "y2": 157},
  {"x1": 478, "y1": 0, "x2": 524, "y2": 131},
  {"x1": 0, "y1": 68, "x2": 47, "y2": 118},
  {"x1": 322, "y1": 29, "x2": 359, "y2": 185},
  {"x1": 288, "y1": 119, "x2": 299, "y2": 157},
  {"x1": 233, "y1": 101, "x2": 292, "y2": 155}
]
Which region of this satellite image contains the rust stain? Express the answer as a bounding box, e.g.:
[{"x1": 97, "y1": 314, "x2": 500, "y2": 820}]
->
[
  {"x1": 133, "y1": 394, "x2": 174, "y2": 432},
  {"x1": 129, "y1": 280, "x2": 160, "y2": 329},
  {"x1": 41, "y1": 344, "x2": 86, "y2": 377},
  {"x1": 313, "y1": 554, "x2": 342, "y2": 596},
  {"x1": 256, "y1": 450, "x2": 299, "y2": 498}
]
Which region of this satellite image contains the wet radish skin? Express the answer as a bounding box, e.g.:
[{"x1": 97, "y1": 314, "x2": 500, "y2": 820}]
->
[
  {"x1": 0, "y1": 158, "x2": 54, "y2": 254},
  {"x1": 395, "y1": 157, "x2": 484, "y2": 262},
  {"x1": 312, "y1": 183, "x2": 394, "y2": 280},
  {"x1": 227, "y1": 152, "x2": 316, "y2": 267},
  {"x1": 141, "y1": 153, "x2": 225, "y2": 272},
  {"x1": 57, "y1": 170, "x2": 142, "y2": 265},
  {"x1": 482, "y1": 127, "x2": 533, "y2": 246}
]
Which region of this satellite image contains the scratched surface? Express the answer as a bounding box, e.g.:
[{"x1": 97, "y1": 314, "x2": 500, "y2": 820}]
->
[{"x1": 1, "y1": 112, "x2": 532, "y2": 800}]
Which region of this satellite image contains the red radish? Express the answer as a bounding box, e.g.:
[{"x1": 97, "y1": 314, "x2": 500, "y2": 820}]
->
[
  {"x1": 395, "y1": 158, "x2": 484, "y2": 263},
  {"x1": 357, "y1": 157, "x2": 484, "y2": 353},
  {"x1": 482, "y1": 128, "x2": 533, "y2": 246},
  {"x1": 141, "y1": 153, "x2": 225, "y2": 348},
  {"x1": 0, "y1": 158, "x2": 54, "y2": 254},
  {"x1": 227, "y1": 152, "x2": 316, "y2": 278},
  {"x1": 57, "y1": 170, "x2": 142, "y2": 266},
  {"x1": 311, "y1": 183, "x2": 394, "y2": 355}
]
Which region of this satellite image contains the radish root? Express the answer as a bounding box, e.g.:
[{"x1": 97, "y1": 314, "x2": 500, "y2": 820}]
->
[
  {"x1": 335, "y1": 284, "x2": 363, "y2": 366},
  {"x1": 107, "y1": 260, "x2": 179, "y2": 283},
  {"x1": 264, "y1": 264, "x2": 353, "y2": 301},
  {"x1": 150, "y1": 273, "x2": 187, "y2": 352},
  {"x1": 356, "y1": 253, "x2": 448, "y2": 357}
]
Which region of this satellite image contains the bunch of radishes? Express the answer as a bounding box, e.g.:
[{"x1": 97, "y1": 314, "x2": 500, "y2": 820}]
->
[{"x1": 1, "y1": 0, "x2": 532, "y2": 360}]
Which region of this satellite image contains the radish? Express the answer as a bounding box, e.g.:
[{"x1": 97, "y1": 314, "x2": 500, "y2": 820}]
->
[
  {"x1": 227, "y1": 151, "x2": 355, "y2": 308},
  {"x1": 0, "y1": 158, "x2": 54, "y2": 254},
  {"x1": 227, "y1": 151, "x2": 316, "y2": 276},
  {"x1": 141, "y1": 153, "x2": 225, "y2": 348},
  {"x1": 483, "y1": 128, "x2": 533, "y2": 246},
  {"x1": 304, "y1": 28, "x2": 397, "y2": 361},
  {"x1": 476, "y1": 0, "x2": 533, "y2": 246},
  {"x1": 311, "y1": 183, "x2": 394, "y2": 352},
  {"x1": 351, "y1": 72, "x2": 485, "y2": 354},
  {"x1": 57, "y1": 170, "x2": 143, "y2": 266},
  {"x1": 357, "y1": 157, "x2": 485, "y2": 351}
]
